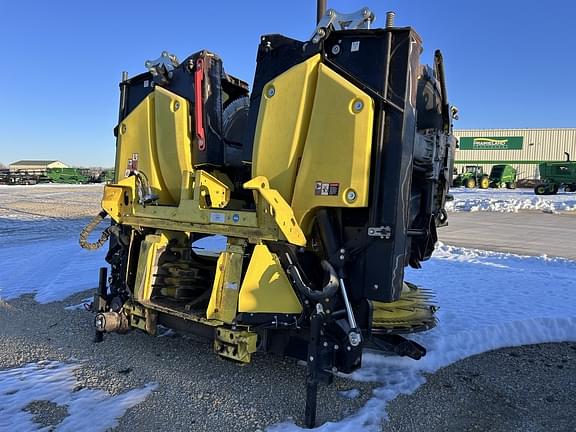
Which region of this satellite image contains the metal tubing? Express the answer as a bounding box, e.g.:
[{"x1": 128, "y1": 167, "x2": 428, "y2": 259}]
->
[
  {"x1": 338, "y1": 277, "x2": 358, "y2": 331},
  {"x1": 317, "y1": 0, "x2": 326, "y2": 24},
  {"x1": 434, "y1": 50, "x2": 450, "y2": 133}
]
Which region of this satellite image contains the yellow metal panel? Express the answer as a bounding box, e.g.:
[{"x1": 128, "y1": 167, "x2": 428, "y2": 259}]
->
[
  {"x1": 194, "y1": 169, "x2": 230, "y2": 209},
  {"x1": 115, "y1": 87, "x2": 193, "y2": 206},
  {"x1": 291, "y1": 63, "x2": 374, "y2": 231},
  {"x1": 154, "y1": 86, "x2": 193, "y2": 203},
  {"x1": 206, "y1": 239, "x2": 245, "y2": 323},
  {"x1": 239, "y1": 244, "x2": 302, "y2": 314},
  {"x1": 244, "y1": 176, "x2": 306, "y2": 246},
  {"x1": 251, "y1": 55, "x2": 321, "y2": 201},
  {"x1": 101, "y1": 176, "x2": 136, "y2": 222},
  {"x1": 115, "y1": 93, "x2": 172, "y2": 204},
  {"x1": 214, "y1": 328, "x2": 258, "y2": 363},
  {"x1": 133, "y1": 233, "x2": 169, "y2": 301}
]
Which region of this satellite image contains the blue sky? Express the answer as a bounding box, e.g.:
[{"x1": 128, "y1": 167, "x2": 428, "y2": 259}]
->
[{"x1": 1, "y1": 0, "x2": 574, "y2": 167}]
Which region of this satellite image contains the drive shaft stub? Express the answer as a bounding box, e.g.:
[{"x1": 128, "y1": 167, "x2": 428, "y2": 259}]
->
[{"x1": 95, "y1": 311, "x2": 129, "y2": 333}]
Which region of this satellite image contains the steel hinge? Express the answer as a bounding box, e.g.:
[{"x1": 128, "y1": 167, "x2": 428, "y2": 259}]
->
[{"x1": 367, "y1": 226, "x2": 392, "y2": 240}]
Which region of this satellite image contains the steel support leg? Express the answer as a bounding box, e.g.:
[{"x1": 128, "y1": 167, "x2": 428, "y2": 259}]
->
[
  {"x1": 93, "y1": 267, "x2": 107, "y2": 343},
  {"x1": 304, "y1": 311, "x2": 323, "y2": 428}
]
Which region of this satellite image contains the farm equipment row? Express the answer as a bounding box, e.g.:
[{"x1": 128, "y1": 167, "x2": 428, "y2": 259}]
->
[
  {"x1": 453, "y1": 164, "x2": 517, "y2": 189},
  {"x1": 534, "y1": 153, "x2": 576, "y2": 195},
  {"x1": 0, "y1": 168, "x2": 113, "y2": 185}
]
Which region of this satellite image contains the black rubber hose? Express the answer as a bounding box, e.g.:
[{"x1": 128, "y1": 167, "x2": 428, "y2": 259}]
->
[
  {"x1": 288, "y1": 260, "x2": 339, "y2": 301},
  {"x1": 79, "y1": 210, "x2": 111, "y2": 251}
]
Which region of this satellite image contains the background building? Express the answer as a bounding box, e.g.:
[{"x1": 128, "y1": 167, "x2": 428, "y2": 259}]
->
[
  {"x1": 9, "y1": 160, "x2": 68, "y2": 173},
  {"x1": 453, "y1": 128, "x2": 576, "y2": 180}
]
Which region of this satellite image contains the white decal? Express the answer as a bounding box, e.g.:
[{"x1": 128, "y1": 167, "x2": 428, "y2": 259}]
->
[{"x1": 209, "y1": 212, "x2": 226, "y2": 223}]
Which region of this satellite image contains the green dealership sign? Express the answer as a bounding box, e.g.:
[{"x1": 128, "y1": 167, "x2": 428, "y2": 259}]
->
[{"x1": 459, "y1": 136, "x2": 523, "y2": 150}]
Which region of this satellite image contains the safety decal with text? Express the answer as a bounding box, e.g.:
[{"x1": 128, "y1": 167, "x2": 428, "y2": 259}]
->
[{"x1": 315, "y1": 181, "x2": 339, "y2": 196}]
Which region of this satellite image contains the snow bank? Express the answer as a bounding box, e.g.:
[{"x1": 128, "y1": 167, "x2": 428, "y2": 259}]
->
[
  {"x1": 446, "y1": 188, "x2": 576, "y2": 213},
  {"x1": 270, "y1": 243, "x2": 576, "y2": 432},
  {"x1": 0, "y1": 227, "x2": 106, "y2": 303},
  {"x1": 0, "y1": 361, "x2": 156, "y2": 431}
]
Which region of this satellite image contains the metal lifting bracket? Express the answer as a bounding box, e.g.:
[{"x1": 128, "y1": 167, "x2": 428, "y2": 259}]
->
[
  {"x1": 311, "y1": 7, "x2": 375, "y2": 43},
  {"x1": 145, "y1": 51, "x2": 179, "y2": 85},
  {"x1": 367, "y1": 225, "x2": 392, "y2": 240}
]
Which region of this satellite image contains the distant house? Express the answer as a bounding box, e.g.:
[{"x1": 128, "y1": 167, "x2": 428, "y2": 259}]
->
[{"x1": 9, "y1": 160, "x2": 69, "y2": 173}]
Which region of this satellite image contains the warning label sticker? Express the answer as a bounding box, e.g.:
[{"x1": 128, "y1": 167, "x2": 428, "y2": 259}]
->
[
  {"x1": 125, "y1": 153, "x2": 139, "y2": 177},
  {"x1": 315, "y1": 181, "x2": 339, "y2": 196}
]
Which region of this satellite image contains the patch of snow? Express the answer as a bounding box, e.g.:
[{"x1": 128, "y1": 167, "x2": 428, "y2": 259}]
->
[
  {"x1": 64, "y1": 297, "x2": 93, "y2": 311},
  {"x1": 0, "y1": 361, "x2": 156, "y2": 431},
  {"x1": 338, "y1": 389, "x2": 360, "y2": 400},
  {"x1": 0, "y1": 232, "x2": 106, "y2": 303},
  {"x1": 270, "y1": 243, "x2": 576, "y2": 432},
  {"x1": 446, "y1": 188, "x2": 576, "y2": 213}
]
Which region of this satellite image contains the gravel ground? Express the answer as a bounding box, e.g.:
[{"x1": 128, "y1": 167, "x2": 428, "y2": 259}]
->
[
  {"x1": 0, "y1": 184, "x2": 103, "y2": 219},
  {"x1": 384, "y1": 343, "x2": 576, "y2": 432},
  {"x1": 0, "y1": 294, "x2": 377, "y2": 431}
]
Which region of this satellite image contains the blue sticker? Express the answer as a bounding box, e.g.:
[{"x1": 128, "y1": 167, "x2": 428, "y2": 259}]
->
[{"x1": 232, "y1": 214, "x2": 240, "y2": 223}]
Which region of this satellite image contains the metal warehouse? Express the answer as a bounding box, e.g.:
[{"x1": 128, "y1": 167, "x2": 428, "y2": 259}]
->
[
  {"x1": 453, "y1": 128, "x2": 576, "y2": 180},
  {"x1": 9, "y1": 160, "x2": 68, "y2": 173}
]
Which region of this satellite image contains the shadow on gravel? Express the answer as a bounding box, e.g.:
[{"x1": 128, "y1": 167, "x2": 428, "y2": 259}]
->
[{"x1": 0, "y1": 291, "x2": 378, "y2": 432}]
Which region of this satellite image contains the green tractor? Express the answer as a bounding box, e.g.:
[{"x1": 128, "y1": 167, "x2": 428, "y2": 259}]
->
[
  {"x1": 489, "y1": 164, "x2": 517, "y2": 189},
  {"x1": 46, "y1": 167, "x2": 91, "y2": 184},
  {"x1": 453, "y1": 165, "x2": 490, "y2": 189},
  {"x1": 534, "y1": 153, "x2": 576, "y2": 195}
]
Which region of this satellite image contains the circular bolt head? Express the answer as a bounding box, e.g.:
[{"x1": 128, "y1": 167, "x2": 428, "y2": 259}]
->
[
  {"x1": 353, "y1": 100, "x2": 364, "y2": 113},
  {"x1": 349, "y1": 332, "x2": 362, "y2": 347},
  {"x1": 266, "y1": 86, "x2": 276, "y2": 97},
  {"x1": 346, "y1": 189, "x2": 357, "y2": 202},
  {"x1": 331, "y1": 45, "x2": 341, "y2": 55},
  {"x1": 174, "y1": 101, "x2": 180, "y2": 111}
]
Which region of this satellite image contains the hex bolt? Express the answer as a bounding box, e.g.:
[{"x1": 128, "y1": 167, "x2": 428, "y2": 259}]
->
[
  {"x1": 346, "y1": 190, "x2": 357, "y2": 202},
  {"x1": 309, "y1": 356, "x2": 314, "y2": 361},
  {"x1": 373, "y1": 284, "x2": 379, "y2": 290},
  {"x1": 323, "y1": 341, "x2": 328, "y2": 347},
  {"x1": 353, "y1": 100, "x2": 364, "y2": 113}
]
